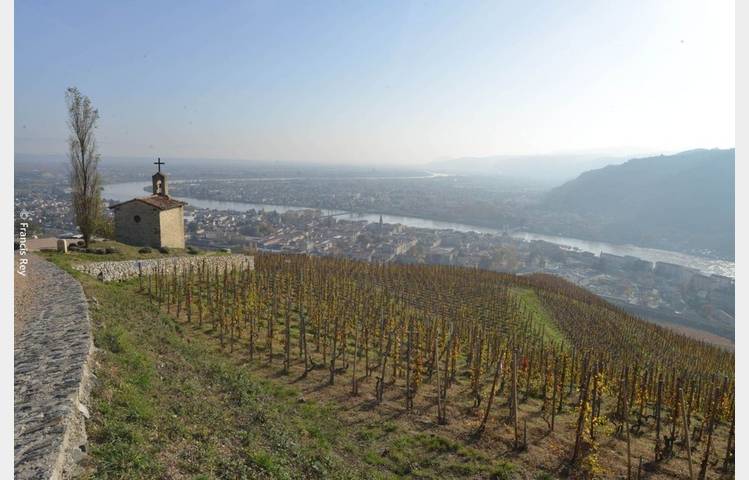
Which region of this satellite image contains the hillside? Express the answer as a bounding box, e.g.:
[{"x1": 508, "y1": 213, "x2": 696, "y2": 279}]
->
[
  {"x1": 428, "y1": 153, "x2": 629, "y2": 185},
  {"x1": 543, "y1": 149, "x2": 735, "y2": 258},
  {"x1": 41, "y1": 246, "x2": 734, "y2": 479}
]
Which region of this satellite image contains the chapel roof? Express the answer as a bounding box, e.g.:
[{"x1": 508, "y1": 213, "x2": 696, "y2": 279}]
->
[{"x1": 109, "y1": 195, "x2": 187, "y2": 211}]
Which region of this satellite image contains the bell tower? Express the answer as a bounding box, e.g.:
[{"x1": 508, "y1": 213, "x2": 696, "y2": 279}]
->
[{"x1": 152, "y1": 157, "x2": 168, "y2": 196}]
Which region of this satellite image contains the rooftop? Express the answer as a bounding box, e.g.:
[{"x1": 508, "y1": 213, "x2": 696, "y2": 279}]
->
[{"x1": 109, "y1": 195, "x2": 187, "y2": 211}]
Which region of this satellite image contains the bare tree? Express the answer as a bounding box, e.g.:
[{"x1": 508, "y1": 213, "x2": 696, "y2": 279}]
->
[{"x1": 66, "y1": 87, "x2": 102, "y2": 246}]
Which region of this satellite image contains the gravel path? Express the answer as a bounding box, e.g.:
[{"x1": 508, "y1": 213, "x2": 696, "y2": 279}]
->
[
  {"x1": 14, "y1": 253, "x2": 33, "y2": 338},
  {"x1": 14, "y1": 254, "x2": 93, "y2": 480}
]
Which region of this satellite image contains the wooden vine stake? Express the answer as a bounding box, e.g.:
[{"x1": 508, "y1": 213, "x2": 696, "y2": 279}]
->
[
  {"x1": 572, "y1": 362, "x2": 591, "y2": 463},
  {"x1": 476, "y1": 345, "x2": 503, "y2": 435},
  {"x1": 679, "y1": 388, "x2": 694, "y2": 480},
  {"x1": 655, "y1": 374, "x2": 663, "y2": 461},
  {"x1": 624, "y1": 374, "x2": 632, "y2": 480},
  {"x1": 138, "y1": 261, "x2": 143, "y2": 291},
  {"x1": 698, "y1": 387, "x2": 720, "y2": 480},
  {"x1": 551, "y1": 356, "x2": 558, "y2": 431},
  {"x1": 723, "y1": 401, "x2": 734, "y2": 473},
  {"x1": 512, "y1": 350, "x2": 519, "y2": 449}
]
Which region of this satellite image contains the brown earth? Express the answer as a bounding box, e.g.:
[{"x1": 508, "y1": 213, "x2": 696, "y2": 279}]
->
[{"x1": 172, "y1": 313, "x2": 733, "y2": 480}]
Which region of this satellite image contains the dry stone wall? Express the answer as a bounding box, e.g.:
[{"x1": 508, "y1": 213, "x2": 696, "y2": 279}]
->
[
  {"x1": 73, "y1": 254, "x2": 254, "y2": 282},
  {"x1": 15, "y1": 255, "x2": 93, "y2": 480}
]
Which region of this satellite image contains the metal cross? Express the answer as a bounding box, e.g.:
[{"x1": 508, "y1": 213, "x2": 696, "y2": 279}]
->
[{"x1": 154, "y1": 157, "x2": 165, "y2": 172}]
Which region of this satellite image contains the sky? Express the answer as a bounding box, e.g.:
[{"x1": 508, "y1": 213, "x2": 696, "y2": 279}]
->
[{"x1": 15, "y1": 0, "x2": 735, "y2": 166}]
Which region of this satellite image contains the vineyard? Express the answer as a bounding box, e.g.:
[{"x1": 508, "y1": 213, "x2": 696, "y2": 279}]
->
[{"x1": 140, "y1": 252, "x2": 734, "y2": 479}]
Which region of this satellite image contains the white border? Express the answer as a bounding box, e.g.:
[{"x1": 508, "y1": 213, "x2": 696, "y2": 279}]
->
[
  {"x1": 1, "y1": 0, "x2": 13, "y2": 475},
  {"x1": 734, "y1": 0, "x2": 745, "y2": 476}
]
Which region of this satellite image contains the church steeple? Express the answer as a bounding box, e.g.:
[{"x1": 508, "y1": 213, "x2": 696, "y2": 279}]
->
[{"x1": 152, "y1": 158, "x2": 168, "y2": 196}]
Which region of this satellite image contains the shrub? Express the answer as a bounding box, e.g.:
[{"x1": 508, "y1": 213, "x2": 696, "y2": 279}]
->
[
  {"x1": 138, "y1": 247, "x2": 152, "y2": 254},
  {"x1": 159, "y1": 246, "x2": 170, "y2": 254},
  {"x1": 105, "y1": 247, "x2": 120, "y2": 254},
  {"x1": 94, "y1": 217, "x2": 114, "y2": 240},
  {"x1": 99, "y1": 326, "x2": 125, "y2": 353},
  {"x1": 187, "y1": 246, "x2": 200, "y2": 255}
]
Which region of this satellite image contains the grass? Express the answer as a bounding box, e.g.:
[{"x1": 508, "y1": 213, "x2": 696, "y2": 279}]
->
[
  {"x1": 47, "y1": 246, "x2": 526, "y2": 479},
  {"x1": 362, "y1": 432, "x2": 517, "y2": 479},
  {"x1": 511, "y1": 288, "x2": 569, "y2": 348},
  {"x1": 44, "y1": 240, "x2": 189, "y2": 268},
  {"x1": 50, "y1": 259, "x2": 363, "y2": 478}
]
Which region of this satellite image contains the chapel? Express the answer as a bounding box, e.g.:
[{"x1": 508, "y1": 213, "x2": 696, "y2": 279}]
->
[{"x1": 109, "y1": 159, "x2": 187, "y2": 249}]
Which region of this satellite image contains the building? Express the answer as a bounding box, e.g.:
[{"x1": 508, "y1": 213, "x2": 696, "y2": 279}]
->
[
  {"x1": 654, "y1": 261, "x2": 699, "y2": 285},
  {"x1": 599, "y1": 253, "x2": 653, "y2": 274},
  {"x1": 109, "y1": 159, "x2": 187, "y2": 249}
]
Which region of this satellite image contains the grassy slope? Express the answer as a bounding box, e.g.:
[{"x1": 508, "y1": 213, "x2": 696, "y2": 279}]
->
[
  {"x1": 48, "y1": 249, "x2": 520, "y2": 480},
  {"x1": 511, "y1": 288, "x2": 568, "y2": 348},
  {"x1": 50, "y1": 241, "x2": 190, "y2": 269}
]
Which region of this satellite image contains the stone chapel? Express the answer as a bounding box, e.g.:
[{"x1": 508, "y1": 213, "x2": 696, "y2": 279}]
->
[{"x1": 109, "y1": 159, "x2": 187, "y2": 249}]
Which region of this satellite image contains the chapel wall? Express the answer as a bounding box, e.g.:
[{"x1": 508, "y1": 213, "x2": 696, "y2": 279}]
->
[
  {"x1": 113, "y1": 202, "x2": 161, "y2": 248},
  {"x1": 159, "y1": 206, "x2": 186, "y2": 249}
]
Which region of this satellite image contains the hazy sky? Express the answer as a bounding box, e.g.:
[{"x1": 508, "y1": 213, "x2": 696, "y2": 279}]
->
[{"x1": 15, "y1": 0, "x2": 734, "y2": 165}]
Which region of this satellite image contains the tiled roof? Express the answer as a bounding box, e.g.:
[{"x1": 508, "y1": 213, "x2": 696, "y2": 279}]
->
[{"x1": 109, "y1": 195, "x2": 187, "y2": 211}]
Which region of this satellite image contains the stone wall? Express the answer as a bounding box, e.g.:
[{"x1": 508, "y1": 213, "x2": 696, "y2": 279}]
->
[
  {"x1": 15, "y1": 255, "x2": 93, "y2": 480},
  {"x1": 73, "y1": 254, "x2": 254, "y2": 283},
  {"x1": 112, "y1": 201, "x2": 161, "y2": 248}
]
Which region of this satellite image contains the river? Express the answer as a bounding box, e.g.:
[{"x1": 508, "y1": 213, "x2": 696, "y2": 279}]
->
[{"x1": 103, "y1": 181, "x2": 735, "y2": 278}]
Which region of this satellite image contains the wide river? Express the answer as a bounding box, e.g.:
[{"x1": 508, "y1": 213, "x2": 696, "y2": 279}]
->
[{"x1": 103, "y1": 181, "x2": 735, "y2": 278}]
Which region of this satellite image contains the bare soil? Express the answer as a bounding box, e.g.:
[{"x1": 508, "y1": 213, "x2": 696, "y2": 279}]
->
[{"x1": 181, "y1": 317, "x2": 733, "y2": 480}]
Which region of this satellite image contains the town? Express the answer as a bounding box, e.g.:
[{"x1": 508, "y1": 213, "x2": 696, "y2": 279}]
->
[{"x1": 188, "y1": 205, "x2": 736, "y2": 344}]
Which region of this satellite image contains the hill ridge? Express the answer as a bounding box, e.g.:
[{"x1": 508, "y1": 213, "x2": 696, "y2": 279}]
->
[{"x1": 544, "y1": 148, "x2": 734, "y2": 258}]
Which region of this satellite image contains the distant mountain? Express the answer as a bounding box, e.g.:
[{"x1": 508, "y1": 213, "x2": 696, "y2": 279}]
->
[
  {"x1": 543, "y1": 149, "x2": 735, "y2": 259},
  {"x1": 428, "y1": 153, "x2": 641, "y2": 185}
]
